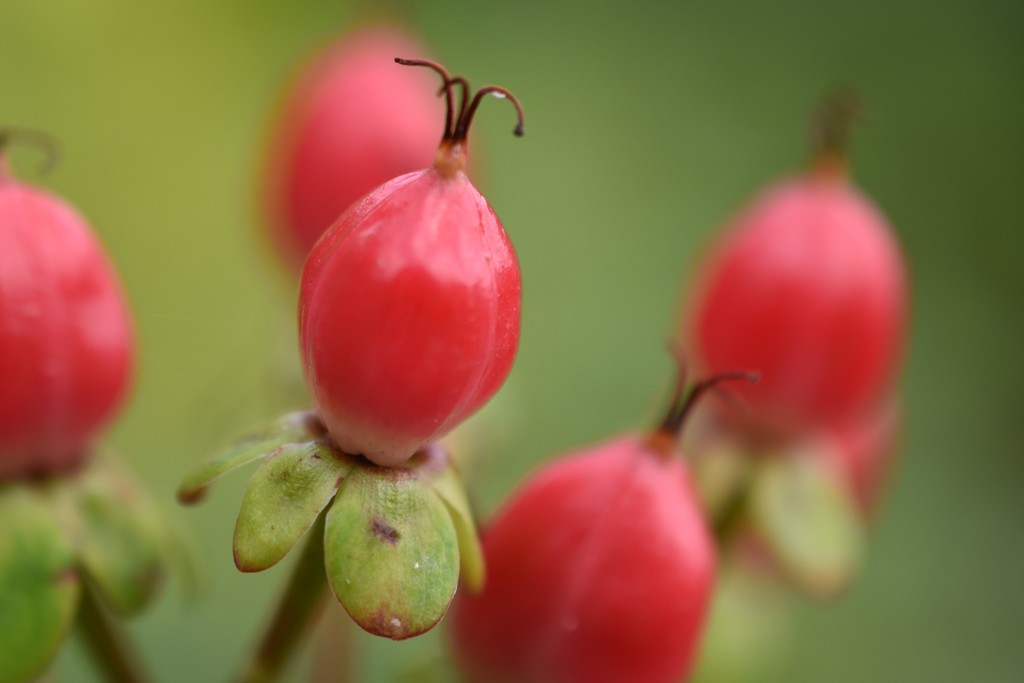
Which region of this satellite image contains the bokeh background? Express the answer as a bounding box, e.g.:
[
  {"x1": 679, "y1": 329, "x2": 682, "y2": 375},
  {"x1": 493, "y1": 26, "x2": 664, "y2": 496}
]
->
[{"x1": 2, "y1": 0, "x2": 1022, "y2": 681}]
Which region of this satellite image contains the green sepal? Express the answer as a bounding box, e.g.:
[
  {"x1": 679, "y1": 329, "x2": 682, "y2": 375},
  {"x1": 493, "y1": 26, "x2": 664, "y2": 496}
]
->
[
  {"x1": 233, "y1": 441, "x2": 353, "y2": 572},
  {"x1": 74, "y1": 456, "x2": 169, "y2": 616},
  {"x1": 324, "y1": 465, "x2": 459, "y2": 640},
  {"x1": 692, "y1": 565, "x2": 792, "y2": 683},
  {"x1": 177, "y1": 410, "x2": 322, "y2": 504},
  {"x1": 746, "y1": 452, "x2": 865, "y2": 601},
  {"x1": 0, "y1": 484, "x2": 80, "y2": 683},
  {"x1": 422, "y1": 457, "x2": 485, "y2": 594}
]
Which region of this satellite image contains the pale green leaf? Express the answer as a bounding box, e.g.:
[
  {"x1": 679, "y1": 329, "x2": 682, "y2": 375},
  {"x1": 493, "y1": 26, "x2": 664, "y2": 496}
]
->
[
  {"x1": 424, "y1": 463, "x2": 485, "y2": 594},
  {"x1": 75, "y1": 458, "x2": 168, "y2": 615},
  {"x1": 325, "y1": 467, "x2": 458, "y2": 640},
  {"x1": 0, "y1": 485, "x2": 80, "y2": 683},
  {"x1": 233, "y1": 442, "x2": 352, "y2": 572},
  {"x1": 747, "y1": 454, "x2": 865, "y2": 600},
  {"x1": 177, "y1": 410, "x2": 323, "y2": 504}
]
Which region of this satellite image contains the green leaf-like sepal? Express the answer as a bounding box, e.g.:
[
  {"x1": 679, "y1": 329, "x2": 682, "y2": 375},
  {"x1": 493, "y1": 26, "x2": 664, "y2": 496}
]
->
[
  {"x1": 420, "y1": 448, "x2": 485, "y2": 594},
  {"x1": 180, "y1": 409, "x2": 485, "y2": 640},
  {"x1": 75, "y1": 457, "x2": 169, "y2": 616},
  {"x1": 233, "y1": 442, "x2": 353, "y2": 572},
  {"x1": 692, "y1": 565, "x2": 793, "y2": 682},
  {"x1": 0, "y1": 485, "x2": 80, "y2": 683},
  {"x1": 747, "y1": 452, "x2": 865, "y2": 601},
  {"x1": 177, "y1": 411, "x2": 324, "y2": 504},
  {"x1": 324, "y1": 465, "x2": 459, "y2": 640}
]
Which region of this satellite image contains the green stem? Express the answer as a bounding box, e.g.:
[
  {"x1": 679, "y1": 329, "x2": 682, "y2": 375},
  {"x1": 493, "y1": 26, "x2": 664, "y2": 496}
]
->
[
  {"x1": 75, "y1": 584, "x2": 151, "y2": 683},
  {"x1": 235, "y1": 514, "x2": 331, "y2": 683},
  {"x1": 310, "y1": 600, "x2": 359, "y2": 683}
]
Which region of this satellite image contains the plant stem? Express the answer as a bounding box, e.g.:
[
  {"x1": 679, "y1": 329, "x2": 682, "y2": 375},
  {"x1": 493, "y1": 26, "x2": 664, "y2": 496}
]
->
[
  {"x1": 310, "y1": 599, "x2": 358, "y2": 683},
  {"x1": 235, "y1": 513, "x2": 331, "y2": 683},
  {"x1": 75, "y1": 584, "x2": 151, "y2": 683}
]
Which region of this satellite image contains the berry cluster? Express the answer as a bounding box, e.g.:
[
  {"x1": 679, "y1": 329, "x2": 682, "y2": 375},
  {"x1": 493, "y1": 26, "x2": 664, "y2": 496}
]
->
[
  {"x1": 0, "y1": 20, "x2": 909, "y2": 683},
  {"x1": 446, "y1": 92, "x2": 907, "y2": 682}
]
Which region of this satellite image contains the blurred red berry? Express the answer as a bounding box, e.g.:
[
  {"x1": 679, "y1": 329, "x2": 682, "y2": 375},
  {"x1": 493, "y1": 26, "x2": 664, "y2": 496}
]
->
[
  {"x1": 263, "y1": 24, "x2": 443, "y2": 269},
  {"x1": 447, "y1": 367, "x2": 752, "y2": 683},
  {"x1": 686, "y1": 95, "x2": 908, "y2": 436},
  {"x1": 299, "y1": 60, "x2": 524, "y2": 466},
  {"x1": 0, "y1": 139, "x2": 134, "y2": 479},
  {"x1": 449, "y1": 436, "x2": 715, "y2": 683}
]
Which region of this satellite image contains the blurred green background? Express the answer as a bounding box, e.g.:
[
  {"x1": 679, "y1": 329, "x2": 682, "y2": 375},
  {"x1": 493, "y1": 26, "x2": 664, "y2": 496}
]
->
[{"x1": 2, "y1": 0, "x2": 1022, "y2": 681}]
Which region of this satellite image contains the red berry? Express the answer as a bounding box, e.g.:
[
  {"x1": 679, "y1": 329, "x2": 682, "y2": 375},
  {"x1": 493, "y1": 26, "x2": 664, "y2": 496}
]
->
[
  {"x1": 263, "y1": 25, "x2": 443, "y2": 268},
  {"x1": 686, "y1": 95, "x2": 907, "y2": 435},
  {"x1": 448, "y1": 368, "x2": 753, "y2": 683},
  {"x1": 449, "y1": 437, "x2": 715, "y2": 683},
  {"x1": 0, "y1": 136, "x2": 134, "y2": 480},
  {"x1": 299, "y1": 60, "x2": 525, "y2": 466}
]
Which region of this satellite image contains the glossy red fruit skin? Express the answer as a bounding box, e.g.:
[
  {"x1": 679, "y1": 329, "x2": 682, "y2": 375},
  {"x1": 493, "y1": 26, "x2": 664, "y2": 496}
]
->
[
  {"x1": 264, "y1": 25, "x2": 443, "y2": 269},
  {"x1": 0, "y1": 173, "x2": 134, "y2": 480},
  {"x1": 687, "y1": 172, "x2": 907, "y2": 436},
  {"x1": 299, "y1": 166, "x2": 520, "y2": 467},
  {"x1": 449, "y1": 436, "x2": 715, "y2": 683}
]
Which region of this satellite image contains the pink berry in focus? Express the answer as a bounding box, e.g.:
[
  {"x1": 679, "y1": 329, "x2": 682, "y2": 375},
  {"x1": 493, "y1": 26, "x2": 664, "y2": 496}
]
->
[{"x1": 299, "y1": 60, "x2": 524, "y2": 467}]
